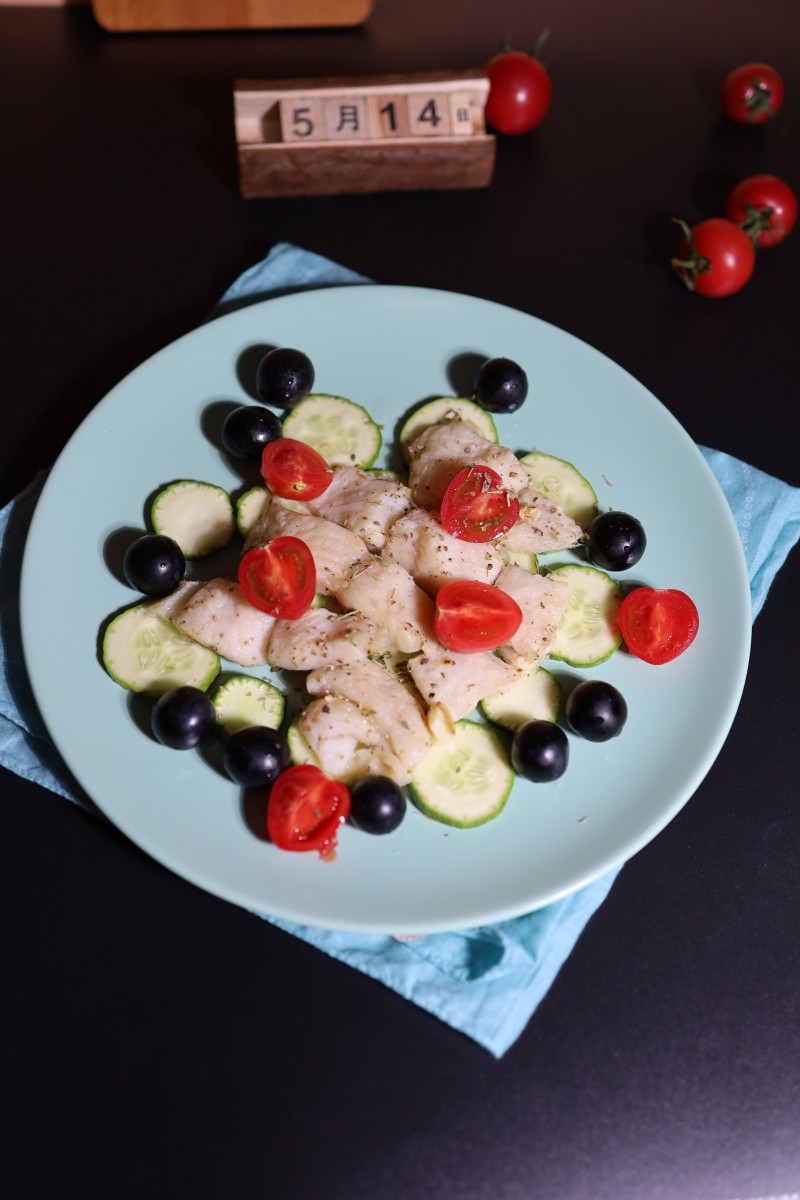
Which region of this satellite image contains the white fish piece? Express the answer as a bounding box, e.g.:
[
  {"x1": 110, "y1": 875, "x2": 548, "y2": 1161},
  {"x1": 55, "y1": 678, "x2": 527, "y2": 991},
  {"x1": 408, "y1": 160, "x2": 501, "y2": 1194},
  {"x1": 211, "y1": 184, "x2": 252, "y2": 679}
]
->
[
  {"x1": 407, "y1": 648, "x2": 525, "y2": 722},
  {"x1": 148, "y1": 579, "x2": 205, "y2": 622},
  {"x1": 382, "y1": 507, "x2": 504, "y2": 596},
  {"x1": 245, "y1": 500, "x2": 372, "y2": 594},
  {"x1": 305, "y1": 466, "x2": 413, "y2": 551},
  {"x1": 168, "y1": 578, "x2": 277, "y2": 667},
  {"x1": 298, "y1": 696, "x2": 408, "y2": 785},
  {"x1": 406, "y1": 418, "x2": 528, "y2": 509},
  {"x1": 497, "y1": 488, "x2": 583, "y2": 555},
  {"x1": 494, "y1": 564, "x2": 570, "y2": 668},
  {"x1": 306, "y1": 659, "x2": 432, "y2": 777},
  {"x1": 333, "y1": 558, "x2": 437, "y2": 654},
  {"x1": 267, "y1": 607, "x2": 391, "y2": 671}
]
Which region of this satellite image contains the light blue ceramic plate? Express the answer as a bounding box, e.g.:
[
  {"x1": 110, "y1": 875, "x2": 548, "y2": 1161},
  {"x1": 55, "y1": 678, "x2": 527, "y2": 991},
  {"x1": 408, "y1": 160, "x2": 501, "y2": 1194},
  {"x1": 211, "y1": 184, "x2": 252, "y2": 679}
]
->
[{"x1": 20, "y1": 286, "x2": 751, "y2": 934}]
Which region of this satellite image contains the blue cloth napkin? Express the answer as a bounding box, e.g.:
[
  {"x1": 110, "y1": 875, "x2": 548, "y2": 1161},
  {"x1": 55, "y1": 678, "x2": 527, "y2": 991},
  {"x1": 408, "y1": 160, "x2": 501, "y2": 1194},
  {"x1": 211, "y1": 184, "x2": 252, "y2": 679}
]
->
[{"x1": 3, "y1": 244, "x2": 799, "y2": 1057}]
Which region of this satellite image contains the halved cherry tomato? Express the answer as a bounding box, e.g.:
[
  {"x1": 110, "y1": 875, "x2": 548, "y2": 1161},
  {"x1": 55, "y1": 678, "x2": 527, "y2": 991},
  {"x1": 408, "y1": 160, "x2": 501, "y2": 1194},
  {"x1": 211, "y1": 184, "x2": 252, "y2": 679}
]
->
[
  {"x1": 267, "y1": 764, "x2": 350, "y2": 858},
  {"x1": 617, "y1": 587, "x2": 699, "y2": 665},
  {"x1": 261, "y1": 437, "x2": 332, "y2": 501},
  {"x1": 434, "y1": 580, "x2": 523, "y2": 653},
  {"x1": 439, "y1": 465, "x2": 520, "y2": 542},
  {"x1": 238, "y1": 536, "x2": 315, "y2": 618}
]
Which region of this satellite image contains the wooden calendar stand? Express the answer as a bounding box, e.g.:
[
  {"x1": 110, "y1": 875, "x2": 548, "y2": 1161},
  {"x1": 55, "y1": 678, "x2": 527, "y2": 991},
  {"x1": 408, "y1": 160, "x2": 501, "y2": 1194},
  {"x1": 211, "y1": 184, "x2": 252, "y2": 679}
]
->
[{"x1": 234, "y1": 71, "x2": 495, "y2": 198}]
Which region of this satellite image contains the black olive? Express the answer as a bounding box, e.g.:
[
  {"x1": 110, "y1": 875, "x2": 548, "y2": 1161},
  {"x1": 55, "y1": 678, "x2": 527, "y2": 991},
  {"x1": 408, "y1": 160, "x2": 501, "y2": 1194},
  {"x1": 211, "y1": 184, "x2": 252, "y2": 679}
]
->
[
  {"x1": 473, "y1": 357, "x2": 528, "y2": 413},
  {"x1": 152, "y1": 687, "x2": 216, "y2": 750},
  {"x1": 511, "y1": 720, "x2": 569, "y2": 782},
  {"x1": 255, "y1": 348, "x2": 315, "y2": 410},
  {"x1": 123, "y1": 534, "x2": 185, "y2": 597},
  {"x1": 586, "y1": 512, "x2": 646, "y2": 571}
]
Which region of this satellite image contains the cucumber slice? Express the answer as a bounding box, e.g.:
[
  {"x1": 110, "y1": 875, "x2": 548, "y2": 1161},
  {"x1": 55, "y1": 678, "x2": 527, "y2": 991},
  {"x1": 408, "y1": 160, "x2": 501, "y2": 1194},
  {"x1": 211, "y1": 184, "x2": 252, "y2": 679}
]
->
[
  {"x1": 212, "y1": 675, "x2": 286, "y2": 736},
  {"x1": 498, "y1": 546, "x2": 539, "y2": 573},
  {"x1": 282, "y1": 393, "x2": 382, "y2": 467},
  {"x1": 235, "y1": 486, "x2": 269, "y2": 538},
  {"x1": 366, "y1": 467, "x2": 405, "y2": 482},
  {"x1": 151, "y1": 480, "x2": 235, "y2": 559},
  {"x1": 398, "y1": 398, "x2": 498, "y2": 460},
  {"x1": 519, "y1": 452, "x2": 598, "y2": 529},
  {"x1": 547, "y1": 564, "x2": 623, "y2": 667},
  {"x1": 102, "y1": 603, "x2": 220, "y2": 695},
  {"x1": 480, "y1": 667, "x2": 561, "y2": 731},
  {"x1": 409, "y1": 719, "x2": 513, "y2": 828},
  {"x1": 286, "y1": 719, "x2": 321, "y2": 768},
  {"x1": 311, "y1": 592, "x2": 340, "y2": 611}
]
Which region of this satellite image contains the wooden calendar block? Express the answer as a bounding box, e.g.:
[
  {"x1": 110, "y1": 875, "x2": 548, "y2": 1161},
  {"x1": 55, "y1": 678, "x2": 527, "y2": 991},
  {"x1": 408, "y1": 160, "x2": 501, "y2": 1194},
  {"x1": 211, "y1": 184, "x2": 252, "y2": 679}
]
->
[
  {"x1": 366, "y1": 94, "x2": 411, "y2": 139},
  {"x1": 322, "y1": 95, "x2": 370, "y2": 140},
  {"x1": 92, "y1": 0, "x2": 374, "y2": 31},
  {"x1": 234, "y1": 71, "x2": 495, "y2": 197},
  {"x1": 407, "y1": 92, "x2": 452, "y2": 137},
  {"x1": 279, "y1": 97, "x2": 325, "y2": 143},
  {"x1": 449, "y1": 92, "x2": 478, "y2": 137}
]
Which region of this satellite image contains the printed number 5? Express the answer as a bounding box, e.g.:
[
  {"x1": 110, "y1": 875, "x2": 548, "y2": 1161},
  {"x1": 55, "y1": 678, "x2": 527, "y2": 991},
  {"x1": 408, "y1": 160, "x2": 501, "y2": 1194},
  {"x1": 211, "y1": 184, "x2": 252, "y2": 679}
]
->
[{"x1": 292, "y1": 107, "x2": 314, "y2": 138}]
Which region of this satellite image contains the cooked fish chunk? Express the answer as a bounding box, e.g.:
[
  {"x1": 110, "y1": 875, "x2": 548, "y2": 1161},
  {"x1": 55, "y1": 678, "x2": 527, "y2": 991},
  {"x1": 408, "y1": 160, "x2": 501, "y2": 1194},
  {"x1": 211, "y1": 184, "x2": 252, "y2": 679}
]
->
[
  {"x1": 407, "y1": 418, "x2": 528, "y2": 509},
  {"x1": 382, "y1": 507, "x2": 504, "y2": 595},
  {"x1": 306, "y1": 659, "x2": 432, "y2": 777},
  {"x1": 333, "y1": 558, "x2": 436, "y2": 654},
  {"x1": 497, "y1": 488, "x2": 583, "y2": 555},
  {"x1": 148, "y1": 579, "x2": 205, "y2": 622},
  {"x1": 267, "y1": 607, "x2": 391, "y2": 671},
  {"x1": 494, "y1": 564, "x2": 569, "y2": 668},
  {"x1": 407, "y1": 648, "x2": 525, "y2": 722},
  {"x1": 304, "y1": 466, "x2": 413, "y2": 551},
  {"x1": 245, "y1": 500, "x2": 372, "y2": 594},
  {"x1": 299, "y1": 696, "x2": 408, "y2": 785},
  {"x1": 168, "y1": 579, "x2": 277, "y2": 667}
]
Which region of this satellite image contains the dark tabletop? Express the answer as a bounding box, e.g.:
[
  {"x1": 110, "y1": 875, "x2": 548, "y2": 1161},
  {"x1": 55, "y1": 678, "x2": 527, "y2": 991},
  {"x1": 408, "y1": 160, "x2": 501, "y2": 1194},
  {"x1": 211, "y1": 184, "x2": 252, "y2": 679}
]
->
[{"x1": 3, "y1": 3, "x2": 800, "y2": 1198}]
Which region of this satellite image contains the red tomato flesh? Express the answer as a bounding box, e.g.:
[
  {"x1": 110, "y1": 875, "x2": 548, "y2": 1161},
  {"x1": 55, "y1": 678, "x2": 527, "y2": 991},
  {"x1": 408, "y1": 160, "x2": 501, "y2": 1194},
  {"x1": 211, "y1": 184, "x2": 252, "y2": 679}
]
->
[
  {"x1": 617, "y1": 588, "x2": 699, "y2": 665},
  {"x1": 267, "y1": 764, "x2": 350, "y2": 858},
  {"x1": 439, "y1": 465, "x2": 520, "y2": 542},
  {"x1": 434, "y1": 580, "x2": 523, "y2": 653},
  {"x1": 261, "y1": 437, "x2": 332, "y2": 501},
  {"x1": 238, "y1": 536, "x2": 316, "y2": 619}
]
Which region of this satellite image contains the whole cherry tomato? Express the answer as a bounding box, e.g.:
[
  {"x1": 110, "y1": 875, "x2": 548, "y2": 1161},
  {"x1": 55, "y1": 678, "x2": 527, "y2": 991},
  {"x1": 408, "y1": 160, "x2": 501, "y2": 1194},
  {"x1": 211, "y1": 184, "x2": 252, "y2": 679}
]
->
[
  {"x1": 617, "y1": 588, "x2": 699, "y2": 665},
  {"x1": 267, "y1": 764, "x2": 350, "y2": 858},
  {"x1": 721, "y1": 62, "x2": 784, "y2": 125},
  {"x1": 671, "y1": 218, "x2": 756, "y2": 298},
  {"x1": 238, "y1": 536, "x2": 316, "y2": 619},
  {"x1": 261, "y1": 437, "x2": 332, "y2": 501},
  {"x1": 725, "y1": 174, "x2": 798, "y2": 249},
  {"x1": 439, "y1": 465, "x2": 520, "y2": 542},
  {"x1": 434, "y1": 580, "x2": 522, "y2": 653},
  {"x1": 485, "y1": 49, "x2": 552, "y2": 135}
]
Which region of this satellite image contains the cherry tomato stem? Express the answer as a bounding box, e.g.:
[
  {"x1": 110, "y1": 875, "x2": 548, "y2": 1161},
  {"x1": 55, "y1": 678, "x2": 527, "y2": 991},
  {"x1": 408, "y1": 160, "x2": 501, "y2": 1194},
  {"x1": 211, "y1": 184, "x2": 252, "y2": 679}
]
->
[
  {"x1": 726, "y1": 175, "x2": 797, "y2": 249},
  {"x1": 721, "y1": 62, "x2": 784, "y2": 125},
  {"x1": 671, "y1": 217, "x2": 756, "y2": 298}
]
